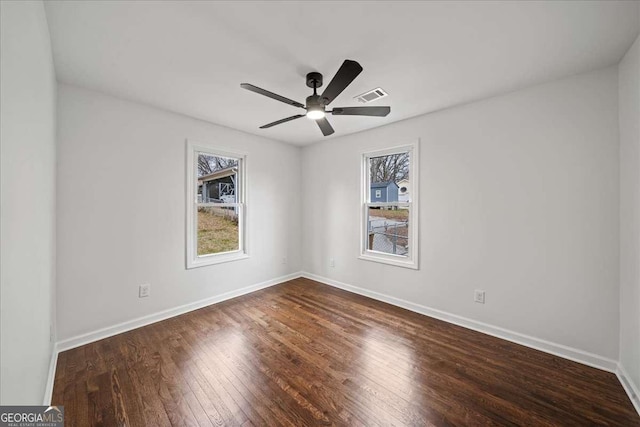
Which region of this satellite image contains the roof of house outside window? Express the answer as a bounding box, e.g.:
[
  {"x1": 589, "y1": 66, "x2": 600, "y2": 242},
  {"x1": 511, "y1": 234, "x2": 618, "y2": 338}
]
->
[
  {"x1": 198, "y1": 166, "x2": 237, "y2": 183},
  {"x1": 370, "y1": 181, "x2": 398, "y2": 188}
]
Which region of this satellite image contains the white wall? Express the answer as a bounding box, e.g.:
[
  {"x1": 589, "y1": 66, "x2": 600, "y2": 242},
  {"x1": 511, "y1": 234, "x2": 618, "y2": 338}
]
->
[
  {"x1": 302, "y1": 67, "x2": 620, "y2": 361},
  {"x1": 0, "y1": 1, "x2": 57, "y2": 404},
  {"x1": 619, "y1": 32, "x2": 640, "y2": 397},
  {"x1": 56, "y1": 84, "x2": 302, "y2": 341}
]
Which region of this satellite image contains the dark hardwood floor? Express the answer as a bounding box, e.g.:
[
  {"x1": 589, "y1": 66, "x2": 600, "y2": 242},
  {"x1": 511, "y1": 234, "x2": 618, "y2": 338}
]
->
[{"x1": 52, "y1": 278, "x2": 639, "y2": 426}]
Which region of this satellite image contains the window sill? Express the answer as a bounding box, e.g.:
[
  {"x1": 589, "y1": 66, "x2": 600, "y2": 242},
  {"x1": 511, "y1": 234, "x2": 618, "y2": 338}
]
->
[
  {"x1": 186, "y1": 252, "x2": 249, "y2": 269},
  {"x1": 358, "y1": 252, "x2": 418, "y2": 270}
]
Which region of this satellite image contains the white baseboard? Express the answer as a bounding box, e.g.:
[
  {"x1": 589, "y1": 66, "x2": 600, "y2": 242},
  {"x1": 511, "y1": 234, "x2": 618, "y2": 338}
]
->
[
  {"x1": 45, "y1": 270, "x2": 633, "y2": 412},
  {"x1": 56, "y1": 271, "x2": 301, "y2": 353},
  {"x1": 42, "y1": 343, "x2": 59, "y2": 405},
  {"x1": 300, "y1": 272, "x2": 618, "y2": 373},
  {"x1": 617, "y1": 363, "x2": 640, "y2": 416}
]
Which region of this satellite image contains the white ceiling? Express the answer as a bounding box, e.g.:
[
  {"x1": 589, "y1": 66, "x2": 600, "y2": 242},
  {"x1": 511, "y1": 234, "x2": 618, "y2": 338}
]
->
[{"x1": 44, "y1": 1, "x2": 639, "y2": 146}]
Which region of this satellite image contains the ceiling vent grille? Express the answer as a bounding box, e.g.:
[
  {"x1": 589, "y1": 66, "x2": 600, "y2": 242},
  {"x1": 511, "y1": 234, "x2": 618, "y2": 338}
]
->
[{"x1": 354, "y1": 87, "x2": 388, "y2": 104}]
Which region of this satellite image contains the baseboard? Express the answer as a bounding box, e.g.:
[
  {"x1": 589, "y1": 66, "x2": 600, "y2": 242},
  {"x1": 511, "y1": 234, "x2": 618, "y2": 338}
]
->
[
  {"x1": 43, "y1": 343, "x2": 59, "y2": 405},
  {"x1": 47, "y1": 270, "x2": 627, "y2": 408},
  {"x1": 617, "y1": 363, "x2": 640, "y2": 416},
  {"x1": 300, "y1": 272, "x2": 618, "y2": 373},
  {"x1": 56, "y1": 271, "x2": 302, "y2": 353}
]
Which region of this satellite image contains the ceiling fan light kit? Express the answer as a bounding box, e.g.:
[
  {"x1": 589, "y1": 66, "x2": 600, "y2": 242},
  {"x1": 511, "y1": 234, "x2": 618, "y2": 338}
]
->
[
  {"x1": 241, "y1": 59, "x2": 391, "y2": 137},
  {"x1": 306, "y1": 107, "x2": 325, "y2": 120}
]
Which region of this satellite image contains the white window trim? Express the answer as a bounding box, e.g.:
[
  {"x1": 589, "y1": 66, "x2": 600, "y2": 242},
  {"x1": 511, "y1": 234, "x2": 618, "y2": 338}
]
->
[
  {"x1": 359, "y1": 141, "x2": 419, "y2": 270},
  {"x1": 186, "y1": 140, "x2": 249, "y2": 269}
]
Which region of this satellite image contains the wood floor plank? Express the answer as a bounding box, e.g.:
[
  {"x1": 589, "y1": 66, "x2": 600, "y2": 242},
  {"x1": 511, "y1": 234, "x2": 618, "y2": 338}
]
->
[
  {"x1": 179, "y1": 329, "x2": 247, "y2": 425},
  {"x1": 51, "y1": 351, "x2": 67, "y2": 406},
  {"x1": 115, "y1": 336, "x2": 172, "y2": 426},
  {"x1": 52, "y1": 279, "x2": 640, "y2": 426},
  {"x1": 180, "y1": 323, "x2": 274, "y2": 425},
  {"x1": 65, "y1": 343, "x2": 90, "y2": 427},
  {"x1": 87, "y1": 372, "x2": 117, "y2": 426}
]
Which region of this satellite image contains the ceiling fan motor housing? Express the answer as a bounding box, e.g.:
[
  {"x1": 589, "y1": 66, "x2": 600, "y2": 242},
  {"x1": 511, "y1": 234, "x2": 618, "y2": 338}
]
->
[{"x1": 306, "y1": 72, "x2": 323, "y2": 89}]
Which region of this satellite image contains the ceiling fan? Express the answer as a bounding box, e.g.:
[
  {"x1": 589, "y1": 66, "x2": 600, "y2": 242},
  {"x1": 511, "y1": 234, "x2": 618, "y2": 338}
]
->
[{"x1": 240, "y1": 60, "x2": 390, "y2": 136}]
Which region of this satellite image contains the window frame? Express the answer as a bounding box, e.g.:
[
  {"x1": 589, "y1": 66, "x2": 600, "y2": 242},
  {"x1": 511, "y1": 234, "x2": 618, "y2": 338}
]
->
[
  {"x1": 186, "y1": 141, "x2": 248, "y2": 269},
  {"x1": 359, "y1": 142, "x2": 419, "y2": 270}
]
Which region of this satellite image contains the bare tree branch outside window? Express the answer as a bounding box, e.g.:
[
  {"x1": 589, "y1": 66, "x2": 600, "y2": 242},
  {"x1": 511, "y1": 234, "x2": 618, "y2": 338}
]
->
[
  {"x1": 198, "y1": 154, "x2": 238, "y2": 177},
  {"x1": 369, "y1": 153, "x2": 409, "y2": 183}
]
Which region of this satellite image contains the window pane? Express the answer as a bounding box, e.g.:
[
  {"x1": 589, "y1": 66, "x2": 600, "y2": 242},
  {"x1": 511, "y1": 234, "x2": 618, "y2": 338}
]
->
[
  {"x1": 197, "y1": 153, "x2": 239, "y2": 203},
  {"x1": 197, "y1": 206, "x2": 240, "y2": 256},
  {"x1": 368, "y1": 152, "x2": 409, "y2": 203},
  {"x1": 367, "y1": 207, "x2": 409, "y2": 256}
]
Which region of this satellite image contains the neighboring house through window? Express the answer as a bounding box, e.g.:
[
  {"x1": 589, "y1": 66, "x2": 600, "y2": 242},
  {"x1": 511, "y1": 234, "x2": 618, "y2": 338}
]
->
[
  {"x1": 360, "y1": 142, "x2": 419, "y2": 269},
  {"x1": 397, "y1": 178, "x2": 410, "y2": 203}
]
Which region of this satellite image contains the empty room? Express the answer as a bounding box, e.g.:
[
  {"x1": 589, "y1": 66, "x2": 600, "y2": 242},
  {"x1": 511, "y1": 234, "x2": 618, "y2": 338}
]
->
[{"x1": 2, "y1": 0, "x2": 640, "y2": 425}]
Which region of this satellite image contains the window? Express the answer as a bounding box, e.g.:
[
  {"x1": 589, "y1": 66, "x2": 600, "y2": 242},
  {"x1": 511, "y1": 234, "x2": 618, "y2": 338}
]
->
[
  {"x1": 186, "y1": 142, "x2": 247, "y2": 268},
  {"x1": 360, "y1": 143, "x2": 419, "y2": 269}
]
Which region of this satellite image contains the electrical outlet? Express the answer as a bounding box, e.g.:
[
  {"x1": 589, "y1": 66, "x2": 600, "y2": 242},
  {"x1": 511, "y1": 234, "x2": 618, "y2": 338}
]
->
[
  {"x1": 330, "y1": 258, "x2": 335, "y2": 268},
  {"x1": 474, "y1": 290, "x2": 485, "y2": 304},
  {"x1": 139, "y1": 284, "x2": 150, "y2": 298},
  {"x1": 282, "y1": 256, "x2": 287, "y2": 265}
]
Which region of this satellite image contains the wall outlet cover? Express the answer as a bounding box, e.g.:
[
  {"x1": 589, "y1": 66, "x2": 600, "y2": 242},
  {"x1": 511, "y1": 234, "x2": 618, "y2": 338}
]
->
[{"x1": 139, "y1": 284, "x2": 150, "y2": 298}]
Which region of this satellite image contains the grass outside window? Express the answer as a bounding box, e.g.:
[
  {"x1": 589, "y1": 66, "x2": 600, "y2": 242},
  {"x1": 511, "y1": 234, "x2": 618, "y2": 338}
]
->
[{"x1": 197, "y1": 207, "x2": 239, "y2": 255}]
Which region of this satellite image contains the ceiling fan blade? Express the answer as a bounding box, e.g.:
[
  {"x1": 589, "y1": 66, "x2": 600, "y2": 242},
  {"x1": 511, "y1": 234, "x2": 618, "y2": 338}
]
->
[
  {"x1": 316, "y1": 117, "x2": 335, "y2": 136},
  {"x1": 241, "y1": 83, "x2": 305, "y2": 109},
  {"x1": 320, "y1": 60, "x2": 363, "y2": 105},
  {"x1": 259, "y1": 114, "x2": 305, "y2": 129},
  {"x1": 331, "y1": 106, "x2": 390, "y2": 117}
]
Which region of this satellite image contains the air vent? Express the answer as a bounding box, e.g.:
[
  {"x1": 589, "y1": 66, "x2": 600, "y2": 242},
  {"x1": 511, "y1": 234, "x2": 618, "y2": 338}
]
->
[{"x1": 354, "y1": 87, "x2": 388, "y2": 104}]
